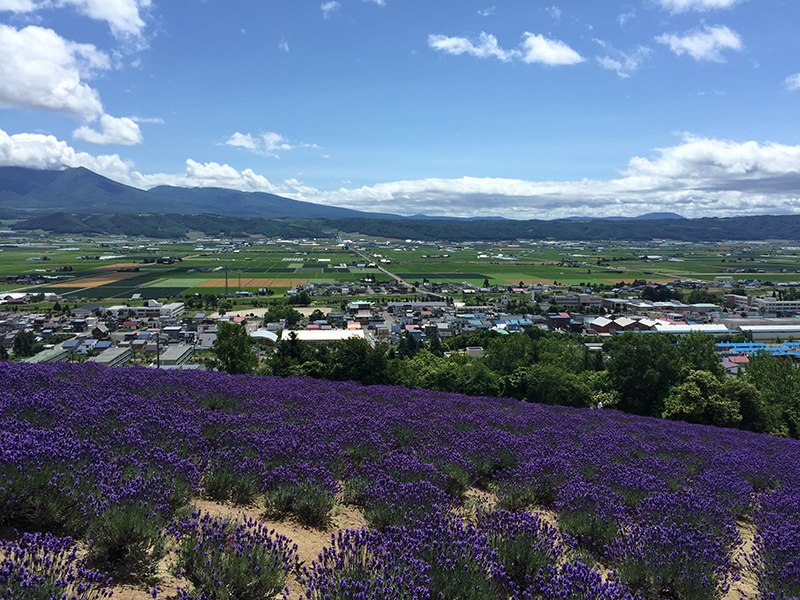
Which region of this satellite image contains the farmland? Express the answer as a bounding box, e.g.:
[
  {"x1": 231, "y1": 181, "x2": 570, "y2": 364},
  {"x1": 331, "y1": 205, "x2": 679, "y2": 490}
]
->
[
  {"x1": 1, "y1": 361, "x2": 798, "y2": 599},
  {"x1": 3, "y1": 232, "x2": 800, "y2": 305}
]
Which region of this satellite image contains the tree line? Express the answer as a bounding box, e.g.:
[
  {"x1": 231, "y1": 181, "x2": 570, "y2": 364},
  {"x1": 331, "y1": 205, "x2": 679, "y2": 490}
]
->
[{"x1": 211, "y1": 323, "x2": 798, "y2": 438}]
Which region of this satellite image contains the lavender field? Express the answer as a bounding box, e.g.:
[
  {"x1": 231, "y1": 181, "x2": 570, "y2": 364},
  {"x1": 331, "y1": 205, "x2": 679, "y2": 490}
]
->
[{"x1": 1, "y1": 362, "x2": 799, "y2": 600}]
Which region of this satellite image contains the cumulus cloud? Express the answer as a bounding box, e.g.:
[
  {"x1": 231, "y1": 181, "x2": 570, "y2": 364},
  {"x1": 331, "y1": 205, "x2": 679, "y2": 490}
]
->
[
  {"x1": 137, "y1": 159, "x2": 281, "y2": 192},
  {"x1": 0, "y1": 24, "x2": 109, "y2": 119},
  {"x1": 224, "y1": 131, "x2": 317, "y2": 157},
  {"x1": 520, "y1": 33, "x2": 583, "y2": 65},
  {"x1": 428, "y1": 32, "x2": 517, "y2": 62},
  {"x1": 595, "y1": 41, "x2": 651, "y2": 77},
  {"x1": 477, "y1": 6, "x2": 495, "y2": 17},
  {"x1": 429, "y1": 31, "x2": 583, "y2": 66},
  {"x1": 0, "y1": 0, "x2": 151, "y2": 39},
  {"x1": 0, "y1": 128, "x2": 135, "y2": 179},
  {"x1": 658, "y1": 0, "x2": 744, "y2": 13},
  {"x1": 73, "y1": 114, "x2": 143, "y2": 145},
  {"x1": 786, "y1": 73, "x2": 800, "y2": 91},
  {"x1": 5, "y1": 128, "x2": 800, "y2": 220},
  {"x1": 321, "y1": 1, "x2": 339, "y2": 18},
  {"x1": 0, "y1": 24, "x2": 143, "y2": 145},
  {"x1": 0, "y1": 128, "x2": 282, "y2": 192},
  {"x1": 281, "y1": 135, "x2": 800, "y2": 219},
  {"x1": 656, "y1": 25, "x2": 742, "y2": 62}
]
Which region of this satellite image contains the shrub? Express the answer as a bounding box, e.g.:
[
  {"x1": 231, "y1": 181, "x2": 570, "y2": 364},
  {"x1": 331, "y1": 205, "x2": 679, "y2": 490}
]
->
[
  {"x1": 0, "y1": 532, "x2": 113, "y2": 600},
  {"x1": 86, "y1": 504, "x2": 164, "y2": 583},
  {"x1": 170, "y1": 511, "x2": 297, "y2": 600}
]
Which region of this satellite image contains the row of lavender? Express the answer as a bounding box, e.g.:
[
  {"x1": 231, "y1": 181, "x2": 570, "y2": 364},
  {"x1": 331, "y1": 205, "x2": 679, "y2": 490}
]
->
[{"x1": 1, "y1": 361, "x2": 798, "y2": 599}]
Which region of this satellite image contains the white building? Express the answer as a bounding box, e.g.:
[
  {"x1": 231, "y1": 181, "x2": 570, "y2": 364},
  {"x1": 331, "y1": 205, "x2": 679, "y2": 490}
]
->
[{"x1": 106, "y1": 300, "x2": 185, "y2": 320}]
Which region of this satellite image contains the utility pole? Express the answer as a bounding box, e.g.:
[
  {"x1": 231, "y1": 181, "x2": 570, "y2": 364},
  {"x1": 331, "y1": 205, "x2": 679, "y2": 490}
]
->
[{"x1": 156, "y1": 332, "x2": 160, "y2": 369}]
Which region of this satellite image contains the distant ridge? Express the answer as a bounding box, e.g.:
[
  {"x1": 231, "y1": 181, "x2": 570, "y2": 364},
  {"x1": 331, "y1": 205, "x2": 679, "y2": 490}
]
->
[
  {"x1": 0, "y1": 166, "x2": 399, "y2": 220},
  {"x1": 562, "y1": 212, "x2": 685, "y2": 221}
]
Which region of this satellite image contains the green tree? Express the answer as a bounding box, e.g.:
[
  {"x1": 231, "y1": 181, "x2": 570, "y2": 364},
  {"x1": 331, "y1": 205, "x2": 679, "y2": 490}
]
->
[
  {"x1": 504, "y1": 363, "x2": 592, "y2": 408},
  {"x1": 207, "y1": 322, "x2": 258, "y2": 374},
  {"x1": 12, "y1": 331, "x2": 37, "y2": 358},
  {"x1": 203, "y1": 294, "x2": 218, "y2": 309},
  {"x1": 286, "y1": 291, "x2": 312, "y2": 306},
  {"x1": 483, "y1": 332, "x2": 536, "y2": 376},
  {"x1": 677, "y1": 332, "x2": 724, "y2": 379},
  {"x1": 0, "y1": 344, "x2": 8, "y2": 361},
  {"x1": 263, "y1": 305, "x2": 302, "y2": 325},
  {"x1": 603, "y1": 332, "x2": 681, "y2": 417},
  {"x1": 328, "y1": 338, "x2": 388, "y2": 385},
  {"x1": 686, "y1": 289, "x2": 719, "y2": 304},
  {"x1": 746, "y1": 351, "x2": 799, "y2": 437},
  {"x1": 309, "y1": 309, "x2": 326, "y2": 322},
  {"x1": 538, "y1": 336, "x2": 586, "y2": 374},
  {"x1": 662, "y1": 370, "x2": 742, "y2": 428}
]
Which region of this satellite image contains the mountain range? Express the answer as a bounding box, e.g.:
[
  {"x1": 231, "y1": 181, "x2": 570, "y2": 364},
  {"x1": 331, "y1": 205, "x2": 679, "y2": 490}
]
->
[
  {"x1": 7, "y1": 166, "x2": 800, "y2": 241},
  {"x1": 2, "y1": 166, "x2": 680, "y2": 222},
  {"x1": 0, "y1": 166, "x2": 399, "y2": 220}
]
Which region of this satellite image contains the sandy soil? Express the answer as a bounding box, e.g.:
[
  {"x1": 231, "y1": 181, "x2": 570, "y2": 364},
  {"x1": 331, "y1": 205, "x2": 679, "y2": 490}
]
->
[
  {"x1": 208, "y1": 306, "x2": 334, "y2": 319},
  {"x1": 3, "y1": 493, "x2": 760, "y2": 600}
]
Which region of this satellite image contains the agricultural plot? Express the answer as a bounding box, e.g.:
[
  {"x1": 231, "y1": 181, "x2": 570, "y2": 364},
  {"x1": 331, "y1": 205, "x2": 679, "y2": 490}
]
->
[
  {"x1": 1, "y1": 362, "x2": 798, "y2": 600},
  {"x1": 5, "y1": 235, "x2": 800, "y2": 301}
]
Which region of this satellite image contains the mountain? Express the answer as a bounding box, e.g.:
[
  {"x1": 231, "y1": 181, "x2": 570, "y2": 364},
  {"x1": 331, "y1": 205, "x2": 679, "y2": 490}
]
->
[
  {"x1": 0, "y1": 166, "x2": 191, "y2": 215},
  {"x1": 148, "y1": 185, "x2": 400, "y2": 219},
  {"x1": 0, "y1": 166, "x2": 398, "y2": 219},
  {"x1": 562, "y1": 212, "x2": 685, "y2": 221}
]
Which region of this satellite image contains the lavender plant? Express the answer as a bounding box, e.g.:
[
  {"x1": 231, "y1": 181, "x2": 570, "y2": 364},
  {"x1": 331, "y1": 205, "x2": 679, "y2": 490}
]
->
[
  {"x1": 169, "y1": 511, "x2": 297, "y2": 600},
  {"x1": 0, "y1": 532, "x2": 113, "y2": 600}
]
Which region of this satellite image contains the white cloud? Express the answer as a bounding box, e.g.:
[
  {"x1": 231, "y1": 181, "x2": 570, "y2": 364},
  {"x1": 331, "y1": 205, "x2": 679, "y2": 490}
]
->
[
  {"x1": 477, "y1": 6, "x2": 495, "y2": 17},
  {"x1": 0, "y1": 0, "x2": 37, "y2": 10},
  {"x1": 428, "y1": 32, "x2": 517, "y2": 62},
  {"x1": 225, "y1": 132, "x2": 259, "y2": 151},
  {"x1": 5, "y1": 129, "x2": 800, "y2": 220},
  {"x1": 137, "y1": 160, "x2": 281, "y2": 192},
  {"x1": 617, "y1": 11, "x2": 635, "y2": 26},
  {"x1": 0, "y1": 24, "x2": 109, "y2": 119},
  {"x1": 520, "y1": 33, "x2": 583, "y2": 65},
  {"x1": 658, "y1": 0, "x2": 744, "y2": 13},
  {"x1": 281, "y1": 135, "x2": 800, "y2": 219},
  {"x1": 656, "y1": 25, "x2": 742, "y2": 62},
  {"x1": 545, "y1": 6, "x2": 561, "y2": 22},
  {"x1": 279, "y1": 38, "x2": 289, "y2": 52},
  {"x1": 321, "y1": 1, "x2": 339, "y2": 18},
  {"x1": 130, "y1": 116, "x2": 164, "y2": 124},
  {"x1": 0, "y1": 0, "x2": 151, "y2": 39},
  {"x1": 363, "y1": 0, "x2": 385, "y2": 5},
  {"x1": 429, "y1": 31, "x2": 582, "y2": 66},
  {"x1": 785, "y1": 73, "x2": 800, "y2": 91},
  {"x1": 0, "y1": 128, "x2": 282, "y2": 192},
  {"x1": 0, "y1": 128, "x2": 135, "y2": 178},
  {"x1": 596, "y1": 43, "x2": 651, "y2": 78},
  {"x1": 73, "y1": 114, "x2": 143, "y2": 145},
  {"x1": 224, "y1": 131, "x2": 317, "y2": 157}
]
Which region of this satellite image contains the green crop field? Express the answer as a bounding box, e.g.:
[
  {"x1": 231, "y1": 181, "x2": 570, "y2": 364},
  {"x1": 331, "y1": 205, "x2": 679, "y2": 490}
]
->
[{"x1": 2, "y1": 231, "x2": 800, "y2": 305}]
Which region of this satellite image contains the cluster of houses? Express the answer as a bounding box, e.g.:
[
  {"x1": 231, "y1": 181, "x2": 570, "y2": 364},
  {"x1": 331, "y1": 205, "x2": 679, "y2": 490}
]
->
[{"x1": 7, "y1": 277, "x2": 800, "y2": 370}]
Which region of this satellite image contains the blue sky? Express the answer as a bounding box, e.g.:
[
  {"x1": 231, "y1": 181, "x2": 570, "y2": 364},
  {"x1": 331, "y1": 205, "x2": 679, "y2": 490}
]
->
[{"x1": 2, "y1": 0, "x2": 800, "y2": 220}]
